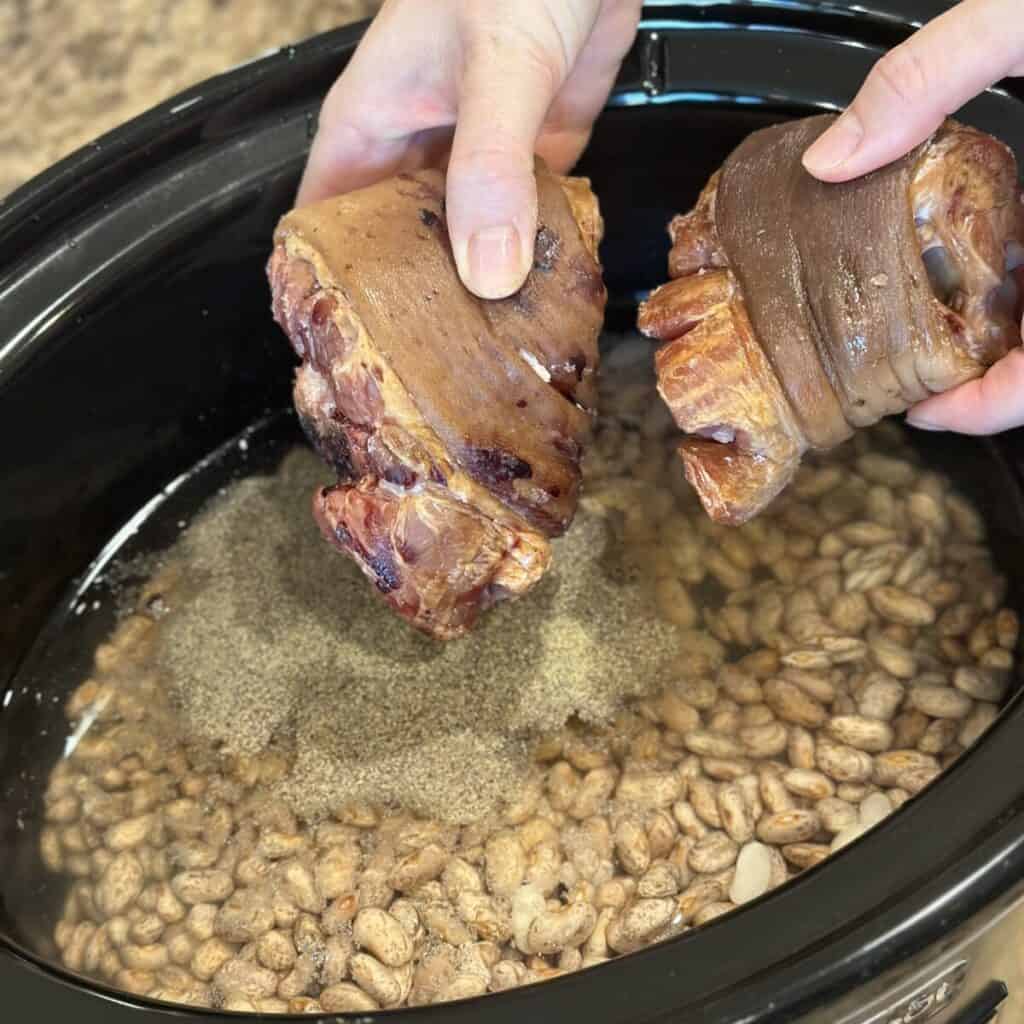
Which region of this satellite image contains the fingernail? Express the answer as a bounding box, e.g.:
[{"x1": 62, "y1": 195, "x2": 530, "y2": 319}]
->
[
  {"x1": 803, "y1": 112, "x2": 865, "y2": 175},
  {"x1": 905, "y1": 412, "x2": 946, "y2": 432},
  {"x1": 466, "y1": 224, "x2": 525, "y2": 299}
]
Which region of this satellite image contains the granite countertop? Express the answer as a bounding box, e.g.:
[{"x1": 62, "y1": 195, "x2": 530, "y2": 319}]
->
[{"x1": 0, "y1": 0, "x2": 381, "y2": 198}]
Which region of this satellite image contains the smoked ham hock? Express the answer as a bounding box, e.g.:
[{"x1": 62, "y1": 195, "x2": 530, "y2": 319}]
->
[
  {"x1": 639, "y1": 115, "x2": 1024, "y2": 524},
  {"x1": 268, "y1": 165, "x2": 606, "y2": 638}
]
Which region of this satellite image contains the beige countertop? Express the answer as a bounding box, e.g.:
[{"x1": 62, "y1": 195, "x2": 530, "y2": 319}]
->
[{"x1": 0, "y1": 0, "x2": 381, "y2": 198}]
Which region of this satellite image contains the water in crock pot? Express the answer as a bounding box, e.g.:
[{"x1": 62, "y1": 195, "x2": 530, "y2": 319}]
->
[{"x1": 33, "y1": 337, "x2": 1020, "y2": 1012}]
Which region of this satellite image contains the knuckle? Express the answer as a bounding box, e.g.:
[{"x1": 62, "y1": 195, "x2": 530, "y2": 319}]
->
[
  {"x1": 872, "y1": 44, "x2": 933, "y2": 106},
  {"x1": 450, "y1": 145, "x2": 535, "y2": 191},
  {"x1": 462, "y1": 15, "x2": 568, "y2": 94}
]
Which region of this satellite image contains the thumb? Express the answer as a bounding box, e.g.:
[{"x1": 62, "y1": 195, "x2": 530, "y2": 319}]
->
[
  {"x1": 803, "y1": 0, "x2": 1024, "y2": 182},
  {"x1": 446, "y1": 35, "x2": 564, "y2": 300},
  {"x1": 906, "y1": 344, "x2": 1024, "y2": 435}
]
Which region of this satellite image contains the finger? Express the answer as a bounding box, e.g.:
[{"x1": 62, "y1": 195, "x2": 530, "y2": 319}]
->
[
  {"x1": 803, "y1": 0, "x2": 1024, "y2": 182},
  {"x1": 536, "y1": 0, "x2": 643, "y2": 173},
  {"x1": 445, "y1": 29, "x2": 571, "y2": 300},
  {"x1": 297, "y1": 0, "x2": 457, "y2": 205},
  {"x1": 297, "y1": 121, "x2": 411, "y2": 206},
  {"x1": 299, "y1": 119, "x2": 454, "y2": 206},
  {"x1": 445, "y1": 0, "x2": 610, "y2": 300},
  {"x1": 906, "y1": 345, "x2": 1024, "y2": 435}
]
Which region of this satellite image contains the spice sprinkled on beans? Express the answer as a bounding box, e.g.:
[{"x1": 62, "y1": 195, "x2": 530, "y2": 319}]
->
[{"x1": 40, "y1": 339, "x2": 1018, "y2": 1010}]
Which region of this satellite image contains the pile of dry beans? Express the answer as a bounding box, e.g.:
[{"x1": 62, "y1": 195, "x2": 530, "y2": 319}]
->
[{"x1": 39, "y1": 340, "x2": 1019, "y2": 1012}]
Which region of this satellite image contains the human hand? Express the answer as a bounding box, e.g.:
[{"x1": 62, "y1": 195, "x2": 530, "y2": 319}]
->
[
  {"x1": 298, "y1": 0, "x2": 642, "y2": 300},
  {"x1": 802, "y1": 0, "x2": 1024, "y2": 435}
]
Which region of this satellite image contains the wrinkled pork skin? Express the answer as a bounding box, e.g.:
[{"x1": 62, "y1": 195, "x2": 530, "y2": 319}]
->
[
  {"x1": 639, "y1": 116, "x2": 1024, "y2": 524},
  {"x1": 268, "y1": 164, "x2": 606, "y2": 638}
]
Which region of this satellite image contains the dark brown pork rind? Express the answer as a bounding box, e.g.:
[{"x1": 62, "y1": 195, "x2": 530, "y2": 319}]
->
[{"x1": 640, "y1": 115, "x2": 1024, "y2": 524}]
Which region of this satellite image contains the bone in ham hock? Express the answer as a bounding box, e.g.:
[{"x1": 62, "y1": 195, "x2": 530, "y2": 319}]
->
[
  {"x1": 639, "y1": 115, "x2": 1024, "y2": 525},
  {"x1": 268, "y1": 164, "x2": 606, "y2": 638}
]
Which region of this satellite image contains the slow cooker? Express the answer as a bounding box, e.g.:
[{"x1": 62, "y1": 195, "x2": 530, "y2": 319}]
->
[{"x1": 3, "y1": 2, "x2": 1024, "y2": 1021}]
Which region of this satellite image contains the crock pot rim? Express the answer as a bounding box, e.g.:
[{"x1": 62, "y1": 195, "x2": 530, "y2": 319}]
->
[{"x1": 3, "y1": 4, "x2": 1024, "y2": 1022}]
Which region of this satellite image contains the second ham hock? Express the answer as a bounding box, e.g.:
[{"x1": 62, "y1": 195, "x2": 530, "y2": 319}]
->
[
  {"x1": 269, "y1": 164, "x2": 606, "y2": 638},
  {"x1": 639, "y1": 116, "x2": 1024, "y2": 524}
]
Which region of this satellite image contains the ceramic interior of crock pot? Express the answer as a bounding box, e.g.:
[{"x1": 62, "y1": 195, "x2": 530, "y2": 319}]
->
[{"x1": 2, "y1": 5, "x2": 1024, "y2": 1022}]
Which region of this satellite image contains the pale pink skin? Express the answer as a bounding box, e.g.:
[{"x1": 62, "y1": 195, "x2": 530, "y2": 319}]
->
[
  {"x1": 297, "y1": 0, "x2": 641, "y2": 301},
  {"x1": 803, "y1": 0, "x2": 1024, "y2": 434}
]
